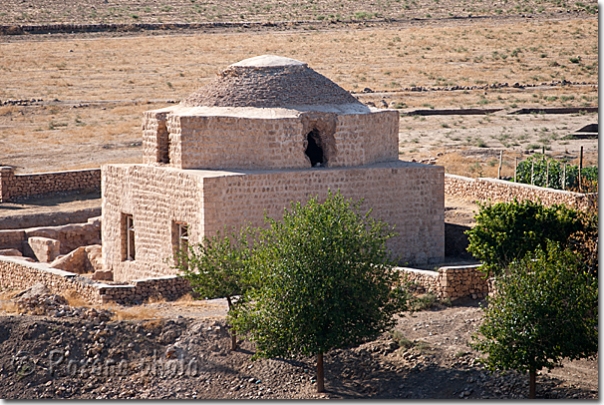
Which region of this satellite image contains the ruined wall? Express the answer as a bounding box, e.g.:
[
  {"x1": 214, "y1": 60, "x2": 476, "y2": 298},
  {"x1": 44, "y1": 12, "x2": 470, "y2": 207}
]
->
[
  {"x1": 0, "y1": 166, "x2": 100, "y2": 202},
  {"x1": 445, "y1": 174, "x2": 595, "y2": 210},
  {"x1": 0, "y1": 257, "x2": 103, "y2": 303},
  {"x1": 399, "y1": 264, "x2": 488, "y2": 301},
  {"x1": 0, "y1": 256, "x2": 190, "y2": 305},
  {"x1": 202, "y1": 161, "x2": 444, "y2": 267},
  {"x1": 102, "y1": 164, "x2": 203, "y2": 282},
  {"x1": 0, "y1": 217, "x2": 101, "y2": 255}
]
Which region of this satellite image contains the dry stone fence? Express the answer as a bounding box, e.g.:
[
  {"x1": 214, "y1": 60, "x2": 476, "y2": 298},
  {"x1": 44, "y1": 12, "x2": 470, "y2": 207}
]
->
[
  {"x1": 445, "y1": 174, "x2": 595, "y2": 210},
  {"x1": 0, "y1": 166, "x2": 100, "y2": 202}
]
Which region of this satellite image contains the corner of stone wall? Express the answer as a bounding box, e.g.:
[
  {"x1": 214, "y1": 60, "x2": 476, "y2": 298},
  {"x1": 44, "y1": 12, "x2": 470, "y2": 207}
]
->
[{"x1": 0, "y1": 166, "x2": 15, "y2": 202}]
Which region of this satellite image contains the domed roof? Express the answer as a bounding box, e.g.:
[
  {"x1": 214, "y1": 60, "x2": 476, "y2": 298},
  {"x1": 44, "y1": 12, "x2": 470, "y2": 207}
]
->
[{"x1": 181, "y1": 55, "x2": 362, "y2": 109}]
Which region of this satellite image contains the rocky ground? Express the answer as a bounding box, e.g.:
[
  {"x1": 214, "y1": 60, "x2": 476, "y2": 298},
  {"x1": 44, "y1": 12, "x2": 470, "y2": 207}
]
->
[{"x1": 0, "y1": 287, "x2": 598, "y2": 399}]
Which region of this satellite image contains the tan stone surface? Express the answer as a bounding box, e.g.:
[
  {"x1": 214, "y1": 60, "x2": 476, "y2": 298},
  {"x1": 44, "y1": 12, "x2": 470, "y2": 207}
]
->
[
  {"x1": 0, "y1": 255, "x2": 190, "y2": 305},
  {"x1": 445, "y1": 174, "x2": 595, "y2": 210},
  {"x1": 0, "y1": 167, "x2": 100, "y2": 203},
  {"x1": 91, "y1": 269, "x2": 113, "y2": 281},
  {"x1": 49, "y1": 246, "x2": 88, "y2": 273},
  {"x1": 0, "y1": 248, "x2": 22, "y2": 257},
  {"x1": 103, "y1": 161, "x2": 444, "y2": 281},
  {"x1": 85, "y1": 244, "x2": 103, "y2": 271},
  {"x1": 27, "y1": 236, "x2": 60, "y2": 263}
]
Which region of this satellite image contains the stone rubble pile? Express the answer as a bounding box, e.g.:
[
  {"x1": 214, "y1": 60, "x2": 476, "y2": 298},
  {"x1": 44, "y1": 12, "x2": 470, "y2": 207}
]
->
[{"x1": 14, "y1": 283, "x2": 112, "y2": 320}]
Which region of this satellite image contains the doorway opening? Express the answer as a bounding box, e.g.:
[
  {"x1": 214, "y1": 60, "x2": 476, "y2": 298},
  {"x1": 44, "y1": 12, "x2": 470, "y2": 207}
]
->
[{"x1": 305, "y1": 129, "x2": 325, "y2": 167}]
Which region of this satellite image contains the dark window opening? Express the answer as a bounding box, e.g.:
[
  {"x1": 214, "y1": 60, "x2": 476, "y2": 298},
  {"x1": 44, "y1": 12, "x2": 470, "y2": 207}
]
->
[
  {"x1": 305, "y1": 129, "x2": 325, "y2": 167},
  {"x1": 122, "y1": 214, "x2": 135, "y2": 261},
  {"x1": 158, "y1": 120, "x2": 170, "y2": 164}
]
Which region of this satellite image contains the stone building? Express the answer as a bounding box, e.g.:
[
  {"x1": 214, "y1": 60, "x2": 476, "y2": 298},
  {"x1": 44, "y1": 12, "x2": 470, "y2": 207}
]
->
[{"x1": 102, "y1": 55, "x2": 444, "y2": 282}]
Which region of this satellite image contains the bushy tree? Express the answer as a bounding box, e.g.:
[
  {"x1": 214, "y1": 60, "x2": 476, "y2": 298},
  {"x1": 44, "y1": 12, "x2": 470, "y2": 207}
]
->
[
  {"x1": 471, "y1": 243, "x2": 598, "y2": 399},
  {"x1": 231, "y1": 191, "x2": 409, "y2": 392},
  {"x1": 177, "y1": 228, "x2": 253, "y2": 350},
  {"x1": 568, "y1": 199, "x2": 598, "y2": 278},
  {"x1": 465, "y1": 199, "x2": 583, "y2": 276}
]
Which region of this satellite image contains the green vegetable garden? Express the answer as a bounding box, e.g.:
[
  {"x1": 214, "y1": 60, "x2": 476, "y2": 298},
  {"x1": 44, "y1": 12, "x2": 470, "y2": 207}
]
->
[{"x1": 513, "y1": 153, "x2": 598, "y2": 191}]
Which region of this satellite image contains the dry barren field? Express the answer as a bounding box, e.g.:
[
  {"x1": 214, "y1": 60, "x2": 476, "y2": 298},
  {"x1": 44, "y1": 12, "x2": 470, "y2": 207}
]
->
[
  {"x1": 0, "y1": 0, "x2": 597, "y2": 25},
  {"x1": 0, "y1": 8, "x2": 599, "y2": 174}
]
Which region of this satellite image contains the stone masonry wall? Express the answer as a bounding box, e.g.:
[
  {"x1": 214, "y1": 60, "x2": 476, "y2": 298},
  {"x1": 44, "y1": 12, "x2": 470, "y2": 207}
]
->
[
  {"x1": 330, "y1": 111, "x2": 398, "y2": 167},
  {"x1": 0, "y1": 255, "x2": 191, "y2": 305},
  {"x1": 141, "y1": 107, "x2": 399, "y2": 171},
  {"x1": 398, "y1": 264, "x2": 488, "y2": 300},
  {"x1": 102, "y1": 161, "x2": 444, "y2": 282},
  {"x1": 203, "y1": 160, "x2": 444, "y2": 267},
  {"x1": 102, "y1": 164, "x2": 203, "y2": 282},
  {"x1": 0, "y1": 166, "x2": 101, "y2": 202},
  {"x1": 178, "y1": 115, "x2": 308, "y2": 170},
  {"x1": 445, "y1": 174, "x2": 595, "y2": 210}
]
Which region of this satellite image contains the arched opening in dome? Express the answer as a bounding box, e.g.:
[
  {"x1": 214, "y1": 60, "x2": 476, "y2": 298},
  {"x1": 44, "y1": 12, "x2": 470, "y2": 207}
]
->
[{"x1": 305, "y1": 129, "x2": 325, "y2": 167}]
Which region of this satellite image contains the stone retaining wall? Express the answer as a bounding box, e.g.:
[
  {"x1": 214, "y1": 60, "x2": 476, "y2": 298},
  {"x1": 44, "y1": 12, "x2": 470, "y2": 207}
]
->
[
  {"x1": 398, "y1": 264, "x2": 489, "y2": 300},
  {"x1": 0, "y1": 166, "x2": 101, "y2": 202},
  {"x1": 0, "y1": 256, "x2": 190, "y2": 305},
  {"x1": 445, "y1": 174, "x2": 595, "y2": 210},
  {"x1": 1, "y1": 253, "x2": 484, "y2": 305}
]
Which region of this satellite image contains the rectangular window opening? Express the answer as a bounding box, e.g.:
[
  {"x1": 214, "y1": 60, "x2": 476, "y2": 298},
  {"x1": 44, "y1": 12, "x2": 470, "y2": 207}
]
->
[
  {"x1": 173, "y1": 222, "x2": 189, "y2": 266},
  {"x1": 122, "y1": 214, "x2": 135, "y2": 261}
]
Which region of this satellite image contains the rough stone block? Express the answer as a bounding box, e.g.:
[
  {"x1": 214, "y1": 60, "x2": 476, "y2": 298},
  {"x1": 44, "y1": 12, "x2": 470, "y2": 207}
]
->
[
  {"x1": 50, "y1": 246, "x2": 87, "y2": 273},
  {"x1": 92, "y1": 270, "x2": 113, "y2": 281},
  {"x1": 85, "y1": 244, "x2": 103, "y2": 271},
  {"x1": 0, "y1": 248, "x2": 22, "y2": 257},
  {"x1": 27, "y1": 237, "x2": 60, "y2": 263}
]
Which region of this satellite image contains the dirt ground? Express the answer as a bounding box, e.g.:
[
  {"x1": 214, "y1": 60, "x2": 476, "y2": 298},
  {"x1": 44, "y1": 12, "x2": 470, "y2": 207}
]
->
[{"x1": 0, "y1": 294, "x2": 598, "y2": 400}]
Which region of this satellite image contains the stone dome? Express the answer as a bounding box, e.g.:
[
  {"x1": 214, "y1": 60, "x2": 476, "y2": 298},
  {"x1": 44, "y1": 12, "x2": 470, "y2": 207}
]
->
[{"x1": 181, "y1": 55, "x2": 362, "y2": 109}]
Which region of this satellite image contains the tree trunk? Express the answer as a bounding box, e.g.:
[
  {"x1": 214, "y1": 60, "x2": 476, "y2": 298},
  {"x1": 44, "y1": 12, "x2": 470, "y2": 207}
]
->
[
  {"x1": 317, "y1": 352, "x2": 325, "y2": 393},
  {"x1": 529, "y1": 369, "x2": 536, "y2": 399},
  {"x1": 226, "y1": 296, "x2": 237, "y2": 351}
]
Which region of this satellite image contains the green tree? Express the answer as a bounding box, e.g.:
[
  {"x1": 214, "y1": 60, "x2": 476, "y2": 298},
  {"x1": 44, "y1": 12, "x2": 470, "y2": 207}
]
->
[
  {"x1": 465, "y1": 199, "x2": 583, "y2": 276},
  {"x1": 471, "y1": 243, "x2": 598, "y2": 399},
  {"x1": 177, "y1": 228, "x2": 253, "y2": 351},
  {"x1": 231, "y1": 191, "x2": 409, "y2": 392}
]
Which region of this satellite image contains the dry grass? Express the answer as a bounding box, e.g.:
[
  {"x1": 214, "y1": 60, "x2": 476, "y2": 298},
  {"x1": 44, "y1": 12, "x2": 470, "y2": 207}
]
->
[
  {"x1": 0, "y1": 289, "x2": 21, "y2": 314},
  {"x1": 63, "y1": 288, "x2": 92, "y2": 307},
  {"x1": 0, "y1": 17, "x2": 597, "y2": 176},
  {"x1": 0, "y1": 19, "x2": 597, "y2": 102},
  {"x1": 0, "y1": 0, "x2": 595, "y2": 25},
  {"x1": 105, "y1": 304, "x2": 161, "y2": 321}
]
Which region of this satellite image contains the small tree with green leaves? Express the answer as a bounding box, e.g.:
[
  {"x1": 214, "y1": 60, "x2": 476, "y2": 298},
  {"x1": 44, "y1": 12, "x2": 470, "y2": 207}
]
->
[
  {"x1": 231, "y1": 191, "x2": 409, "y2": 392},
  {"x1": 471, "y1": 243, "x2": 598, "y2": 399},
  {"x1": 177, "y1": 228, "x2": 253, "y2": 351},
  {"x1": 465, "y1": 199, "x2": 583, "y2": 276}
]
